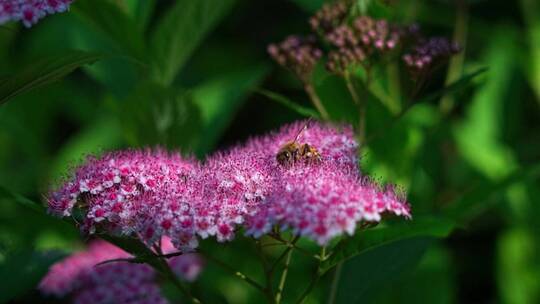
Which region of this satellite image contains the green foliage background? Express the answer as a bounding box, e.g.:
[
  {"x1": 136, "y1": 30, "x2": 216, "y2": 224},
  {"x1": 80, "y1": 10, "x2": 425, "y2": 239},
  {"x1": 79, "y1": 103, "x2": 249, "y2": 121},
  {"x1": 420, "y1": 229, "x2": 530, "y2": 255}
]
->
[{"x1": 0, "y1": 0, "x2": 539, "y2": 303}]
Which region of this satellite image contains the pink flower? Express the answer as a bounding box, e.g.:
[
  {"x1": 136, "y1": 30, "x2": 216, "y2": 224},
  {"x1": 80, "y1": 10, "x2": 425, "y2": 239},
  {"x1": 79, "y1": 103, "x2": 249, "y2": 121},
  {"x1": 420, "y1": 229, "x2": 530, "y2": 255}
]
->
[
  {"x1": 48, "y1": 120, "x2": 411, "y2": 249},
  {"x1": 40, "y1": 238, "x2": 205, "y2": 303},
  {"x1": 0, "y1": 0, "x2": 74, "y2": 27},
  {"x1": 39, "y1": 240, "x2": 156, "y2": 298},
  {"x1": 245, "y1": 162, "x2": 410, "y2": 245},
  {"x1": 48, "y1": 149, "x2": 197, "y2": 239}
]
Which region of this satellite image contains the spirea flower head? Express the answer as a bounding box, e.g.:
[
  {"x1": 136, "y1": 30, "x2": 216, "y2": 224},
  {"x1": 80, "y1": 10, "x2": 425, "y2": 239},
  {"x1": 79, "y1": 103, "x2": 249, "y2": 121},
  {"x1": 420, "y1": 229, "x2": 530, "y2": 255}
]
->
[
  {"x1": 309, "y1": 1, "x2": 349, "y2": 34},
  {"x1": 245, "y1": 162, "x2": 410, "y2": 245},
  {"x1": 267, "y1": 35, "x2": 323, "y2": 83},
  {"x1": 39, "y1": 240, "x2": 161, "y2": 303},
  {"x1": 403, "y1": 36, "x2": 460, "y2": 73},
  {"x1": 47, "y1": 120, "x2": 410, "y2": 249},
  {"x1": 0, "y1": 0, "x2": 73, "y2": 27},
  {"x1": 184, "y1": 120, "x2": 359, "y2": 244},
  {"x1": 47, "y1": 149, "x2": 197, "y2": 238},
  {"x1": 40, "y1": 239, "x2": 204, "y2": 303}
]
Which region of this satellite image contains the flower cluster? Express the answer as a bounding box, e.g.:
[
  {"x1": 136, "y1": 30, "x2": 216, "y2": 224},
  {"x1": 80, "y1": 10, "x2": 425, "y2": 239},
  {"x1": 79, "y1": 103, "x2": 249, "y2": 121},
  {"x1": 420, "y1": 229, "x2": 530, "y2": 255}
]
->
[
  {"x1": 309, "y1": 1, "x2": 349, "y2": 34},
  {"x1": 48, "y1": 150, "x2": 197, "y2": 240},
  {"x1": 268, "y1": 0, "x2": 459, "y2": 77},
  {"x1": 39, "y1": 239, "x2": 203, "y2": 304},
  {"x1": 48, "y1": 121, "x2": 411, "y2": 250},
  {"x1": 267, "y1": 35, "x2": 323, "y2": 83},
  {"x1": 0, "y1": 0, "x2": 73, "y2": 27},
  {"x1": 403, "y1": 36, "x2": 461, "y2": 73}
]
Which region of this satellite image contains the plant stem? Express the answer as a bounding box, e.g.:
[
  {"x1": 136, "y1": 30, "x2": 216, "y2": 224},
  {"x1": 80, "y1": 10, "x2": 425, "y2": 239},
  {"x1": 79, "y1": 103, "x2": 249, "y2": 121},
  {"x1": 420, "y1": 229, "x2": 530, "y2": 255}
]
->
[
  {"x1": 304, "y1": 83, "x2": 330, "y2": 120},
  {"x1": 344, "y1": 72, "x2": 365, "y2": 144},
  {"x1": 149, "y1": 255, "x2": 202, "y2": 304},
  {"x1": 267, "y1": 234, "x2": 318, "y2": 260},
  {"x1": 326, "y1": 262, "x2": 343, "y2": 304},
  {"x1": 275, "y1": 248, "x2": 293, "y2": 304},
  {"x1": 295, "y1": 246, "x2": 326, "y2": 304},
  {"x1": 201, "y1": 251, "x2": 271, "y2": 301},
  {"x1": 440, "y1": 0, "x2": 468, "y2": 114}
]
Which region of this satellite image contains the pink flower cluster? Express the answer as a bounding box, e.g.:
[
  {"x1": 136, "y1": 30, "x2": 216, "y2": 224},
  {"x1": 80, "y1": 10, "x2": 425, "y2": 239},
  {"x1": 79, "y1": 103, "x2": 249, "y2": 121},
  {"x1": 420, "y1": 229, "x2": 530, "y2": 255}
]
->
[
  {"x1": 39, "y1": 239, "x2": 203, "y2": 304},
  {"x1": 48, "y1": 121, "x2": 411, "y2": 250},
  {"x1": 0, "y1": 0, "x2": 73, "y2": 27}
]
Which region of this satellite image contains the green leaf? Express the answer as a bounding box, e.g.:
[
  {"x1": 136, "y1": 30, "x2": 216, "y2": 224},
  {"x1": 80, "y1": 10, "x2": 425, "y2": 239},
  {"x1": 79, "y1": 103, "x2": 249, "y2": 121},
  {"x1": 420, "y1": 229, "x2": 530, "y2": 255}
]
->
[
  {"x1": 321, "y1": 216, "x2": 455, "y2": 272},
  {"x1": 256, "y1": 89, "x2": 320, "y2": 119},
  {"x1": 0, "y1": 51, "x2": 102, "y2": 106},
  {"x1": 114, "y1": 82, "x2": 202, "y2": 151},
  {"x1": 497, "y1": 228, "x2": 540, "y2": 304},
  {"x1": 73, "y1": 0, "x2": 146, "y2": 60},
  {"x1": 289, "y1": 0, "x2": 325, "y2": 13},
  {"x1": 192, "y1": 64, "x2": 269, "y2": 154},
  {"x1": 150, "y1": 0, "x2": 239, "y2": 85},
  {"x1": 332, "y1": 237, "x2": 434, "y2": 304},
  {"x1": 0, "y1": 249, "x2": 65, "y2": 303},
  {"x1": 365, "y1": 68, "x2": 487, "y2": 145},
  {"x1": 444, "y1": 163, "x2": 540, "y2": 222},
  {"x1": 0, "y1": 185, "x2": 45, "y2": 214},
  {"x1": 47, "y1": 117, "x2": 123, "y2": 186},
  {"x1": 99, "y1": 235, "x2": 164, "y2": 270},
  {"x1": 414, "y1": 67, "x2": 488, "y2": 107}
]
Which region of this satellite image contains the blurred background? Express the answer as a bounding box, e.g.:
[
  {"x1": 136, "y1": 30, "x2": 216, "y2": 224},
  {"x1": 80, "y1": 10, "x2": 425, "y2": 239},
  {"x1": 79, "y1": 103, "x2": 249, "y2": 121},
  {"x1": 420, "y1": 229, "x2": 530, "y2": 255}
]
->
[{"x1": 0, "y1": 0, "x2": 539, "y2": 303}]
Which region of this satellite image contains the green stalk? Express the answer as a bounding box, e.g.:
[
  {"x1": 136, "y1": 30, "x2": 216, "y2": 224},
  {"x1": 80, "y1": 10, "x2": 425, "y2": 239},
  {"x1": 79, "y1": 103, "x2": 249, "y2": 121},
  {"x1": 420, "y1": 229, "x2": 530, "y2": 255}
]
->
[
  {"x1": 327, "y1": 262, "x2": 343, "y2": 304},
  {"x1": 304, "y1": 83, "x2": 330, "y2": 120},
  {"x1": 440, "y1": 0, "x2": 468, "y2": 114},
  {"x1": 295, "y1": 246, "x2": 327, "y2": 304},
  {"x1": 344, "y1": 72, "x2": 365, "y2": 143},
  {"x1": 275, "y1": 249, "x2": 293, "y2": 304},
  {"x1": 201, "y1": 251, "x2": 273, "y2": 302}
]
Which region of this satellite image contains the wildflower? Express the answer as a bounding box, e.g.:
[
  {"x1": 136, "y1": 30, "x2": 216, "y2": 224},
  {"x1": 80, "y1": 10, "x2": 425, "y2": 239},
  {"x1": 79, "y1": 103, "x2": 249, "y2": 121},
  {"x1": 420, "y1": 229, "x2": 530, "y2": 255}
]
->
[
  {"x1": 309, "y1": 1, "x2": 349, "y2": 34},
  {"x1": 268, "y1": 35, "x2": 323, "y2": 83},
  {"x1": 47, "y1": 149, "x2": 197, "y2": 239},
  {"x1": 352, "y1": 16, "x2": 401, "y2": 53},
  {"x1": 40, "y1": 239, "x2": 204, "y2": 303},
  {"x1": 403, "y1": 36, "x2": 460, "y2": 73},
  {"x1": 245, "y1": 162, "x2": 410, "y2": 245},
  {"x1": 48, "y1": 120, "x2": 410, "y2": 249},
  {"x1": 39, "y1": 240, "x2": 160, "y2": 302},
  {"x1": 0, "y1": 0, "x2": 73, "y2": 27},
  {"x1": 188, "y1": 120, "x2": 359, "y2": 243}
]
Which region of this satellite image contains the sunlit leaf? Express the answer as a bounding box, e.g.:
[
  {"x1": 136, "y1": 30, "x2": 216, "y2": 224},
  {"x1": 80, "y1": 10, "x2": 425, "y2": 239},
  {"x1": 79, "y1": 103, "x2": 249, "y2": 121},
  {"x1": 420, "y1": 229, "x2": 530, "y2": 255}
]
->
[
  {"x1": 192, "y1": 64, "x2": 269, "y2": 154},
  {"x1": 444, "y1": 163, "x2": 540, "y2": 222},
  {"x1": 321, "y1": 216, "x2": 455, "y2": 272},
  {"x1": 150, "y1": 0, "x2": 239, "y2": 85},
  {"x1": 0, "y1": 51, "x2": 102, "y2": 106}
]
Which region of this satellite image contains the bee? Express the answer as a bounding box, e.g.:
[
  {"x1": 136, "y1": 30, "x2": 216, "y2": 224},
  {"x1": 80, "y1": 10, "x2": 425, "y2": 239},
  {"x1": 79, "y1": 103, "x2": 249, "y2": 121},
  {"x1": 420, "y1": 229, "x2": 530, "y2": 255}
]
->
[{"x1": 276, "y1": 119, "x2": 322, "y2": 167}]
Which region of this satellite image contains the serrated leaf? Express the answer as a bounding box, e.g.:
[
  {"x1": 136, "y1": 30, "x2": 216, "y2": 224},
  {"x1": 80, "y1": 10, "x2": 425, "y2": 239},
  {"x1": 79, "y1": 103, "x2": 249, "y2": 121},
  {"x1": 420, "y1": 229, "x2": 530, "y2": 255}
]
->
[
  {"x1": 0, "y1": 51, "x2": 102, "y2": 106},
  {"x1": 150, "y1": 0, "x2": 239, "y2": 85},
  {"x1": 256, "y1": 89, "x2": 320, "y2": 119},
  {"x1": 321, "y1": 216, "x2": 455, "y2": 272},
  {"x1": 0, "y1": 249, "x2": 66, "y2": 303}
]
